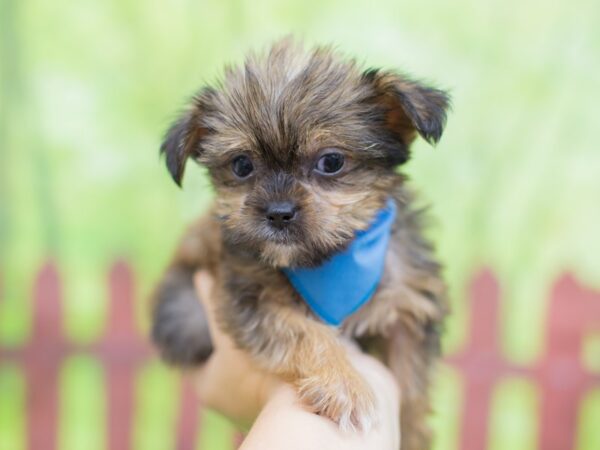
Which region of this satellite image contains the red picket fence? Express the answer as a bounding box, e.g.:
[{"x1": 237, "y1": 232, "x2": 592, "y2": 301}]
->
[
  {"x1": 1, "y1": 261, "x2": 599, "y2": 450},
  {"x1": 0, "y1": 261, "x2": 214, "y2": 450},
  {"x1": 447, "y1": 270, "x2": 600, "y2": 450}
]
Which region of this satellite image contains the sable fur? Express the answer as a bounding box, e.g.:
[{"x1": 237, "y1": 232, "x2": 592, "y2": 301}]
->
[{"x1": 151, "y1": 38, "x2": 449, "y2": 449}]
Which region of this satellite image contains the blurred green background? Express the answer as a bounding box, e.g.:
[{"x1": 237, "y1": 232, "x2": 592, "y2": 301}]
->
[{"x1": 1, "y1": 0, "x2": 599, "y2": 449}]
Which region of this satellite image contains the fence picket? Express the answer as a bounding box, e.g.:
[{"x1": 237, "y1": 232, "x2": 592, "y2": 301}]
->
[
  {"x1": 537, "y1": 275, "x2": 600, "y2": 450},
  {"x1": 175, "y1": 379, "x2": 201, "y2": 450},
  {"x1": 27, "y1": 262, "x2": 62, "y2": 450},
  {"x1": 104, "y1": 261, "x2": 137, "y2": 450},
  {"x1": 448, "y1": 269, "x2": 503, "y2": 450}
]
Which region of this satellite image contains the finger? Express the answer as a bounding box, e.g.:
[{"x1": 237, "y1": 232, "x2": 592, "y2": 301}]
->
[
  {"x1": 193, "y1": 270, "x2": 219, "y2": 337},
  {"x1": 193, "y1": 270, "x2": 230, "y2": 348},
  {"x1": 193, "y1": 270, "x2": 214, "y2": 304}
]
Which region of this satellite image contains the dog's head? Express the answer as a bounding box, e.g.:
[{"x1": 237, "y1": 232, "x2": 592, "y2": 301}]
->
[{"x1": 161, "y1": 39, "x2": 449, "y2": 268}]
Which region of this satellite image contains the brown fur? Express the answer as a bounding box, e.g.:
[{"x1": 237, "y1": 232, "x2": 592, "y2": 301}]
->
[{"x1": 151, "y1": 38, "x2": 449, "y2": 449}]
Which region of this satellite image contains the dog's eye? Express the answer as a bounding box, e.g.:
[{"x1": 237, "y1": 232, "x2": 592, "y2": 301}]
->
[
  {"x1": 315, "y1": 152, "x2": 345, "y2": 175},
  {"x1": 232, "y1": 155, "x2": 254, "y2": 179}
]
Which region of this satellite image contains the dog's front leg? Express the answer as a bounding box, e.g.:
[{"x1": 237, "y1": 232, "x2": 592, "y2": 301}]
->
[{"x1": 217, "y1": 293, "x2": 377, "y2": 431}]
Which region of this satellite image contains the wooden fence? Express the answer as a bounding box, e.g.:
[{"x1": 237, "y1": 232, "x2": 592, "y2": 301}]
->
[{"x1": 0, "y1": 261, "x2": 599, "y2": 449}]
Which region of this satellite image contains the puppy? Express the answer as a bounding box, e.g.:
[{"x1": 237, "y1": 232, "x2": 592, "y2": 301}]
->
[{"x1": 152, "y1": 38, "x2": 449, "y2": 450}]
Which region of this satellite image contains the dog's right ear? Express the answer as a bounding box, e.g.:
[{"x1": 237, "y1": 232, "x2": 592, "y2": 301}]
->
[
  {"x1": 160, "y1": 92, "x2": 213, "y2": 186},
  {"x1": 362, "y1": 69, "x2": 450, "y2": 165}
]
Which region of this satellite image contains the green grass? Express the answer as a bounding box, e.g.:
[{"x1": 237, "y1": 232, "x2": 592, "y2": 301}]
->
[
  {"x1": 1, "y1": 0, "x2": 599, "y2": 448},
  {"x1": 489, "y1": 378, "x2": 538, "y2": 450},
  {"x1": 59, "y1": 356, "x2": 106, "y2": 450},
  {"x1": 0, "y1": 365, "x2": 26, "y2": 450}
]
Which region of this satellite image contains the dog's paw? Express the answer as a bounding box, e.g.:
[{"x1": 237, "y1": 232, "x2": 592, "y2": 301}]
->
[{"x1": 296, "y1": 370, "x2": 377, "y2": 432}]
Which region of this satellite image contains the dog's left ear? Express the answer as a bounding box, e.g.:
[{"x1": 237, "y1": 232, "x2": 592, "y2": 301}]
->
[
  {"x1": 160, "y1": 91, "x2": 214, "y2": 186},
  {"x1": 363, "y1": 69, "x2": 450, "y2": 158}
]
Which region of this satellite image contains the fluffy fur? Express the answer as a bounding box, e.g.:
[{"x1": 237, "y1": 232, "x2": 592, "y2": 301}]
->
[{"x1": 152, "y1": 38, "x2": 449, "y2": 449}]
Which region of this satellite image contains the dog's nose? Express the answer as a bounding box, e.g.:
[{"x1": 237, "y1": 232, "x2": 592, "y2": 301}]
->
[{"x1": 266, "y1": 201, "x2": 297, "y2": 229}]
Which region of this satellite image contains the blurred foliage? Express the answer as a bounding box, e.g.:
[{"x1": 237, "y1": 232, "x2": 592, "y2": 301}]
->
[{"x1": 1, "y1": 0, "x2": 599, "y2": 449}]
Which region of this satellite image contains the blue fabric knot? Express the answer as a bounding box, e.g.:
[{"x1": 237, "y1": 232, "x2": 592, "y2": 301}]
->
[{"x1": 283, "y1": 199, "x2": 397, "y2": 326}]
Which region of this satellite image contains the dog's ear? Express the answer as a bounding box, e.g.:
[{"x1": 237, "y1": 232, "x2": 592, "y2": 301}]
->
[
  {"x1": 160, "y1": 91, "x2": 213, "y2": 186},
  {"x1": 363, "y1": 69, "x2": 450, "y2": 162}
]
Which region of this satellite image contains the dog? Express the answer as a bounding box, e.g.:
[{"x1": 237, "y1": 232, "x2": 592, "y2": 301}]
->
[{"x1": 151, "y1": 38, "x2": 449, "y2": 450}]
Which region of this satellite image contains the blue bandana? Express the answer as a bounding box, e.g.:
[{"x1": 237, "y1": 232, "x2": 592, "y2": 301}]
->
[{"x1": 283, "y1": 199, "x2": 397, "y2": 326}]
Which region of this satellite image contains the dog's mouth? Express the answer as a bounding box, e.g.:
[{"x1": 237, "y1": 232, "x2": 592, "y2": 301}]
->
[
  {"x1": 259, "y1": 224, "x2": 303, "y2": 246},
  {"x1": 223, "y1": 212, "x2": 355, "y2": 268},
  {"x1": 261, "y1": 228, "x2": 355, "y2": 269}
]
